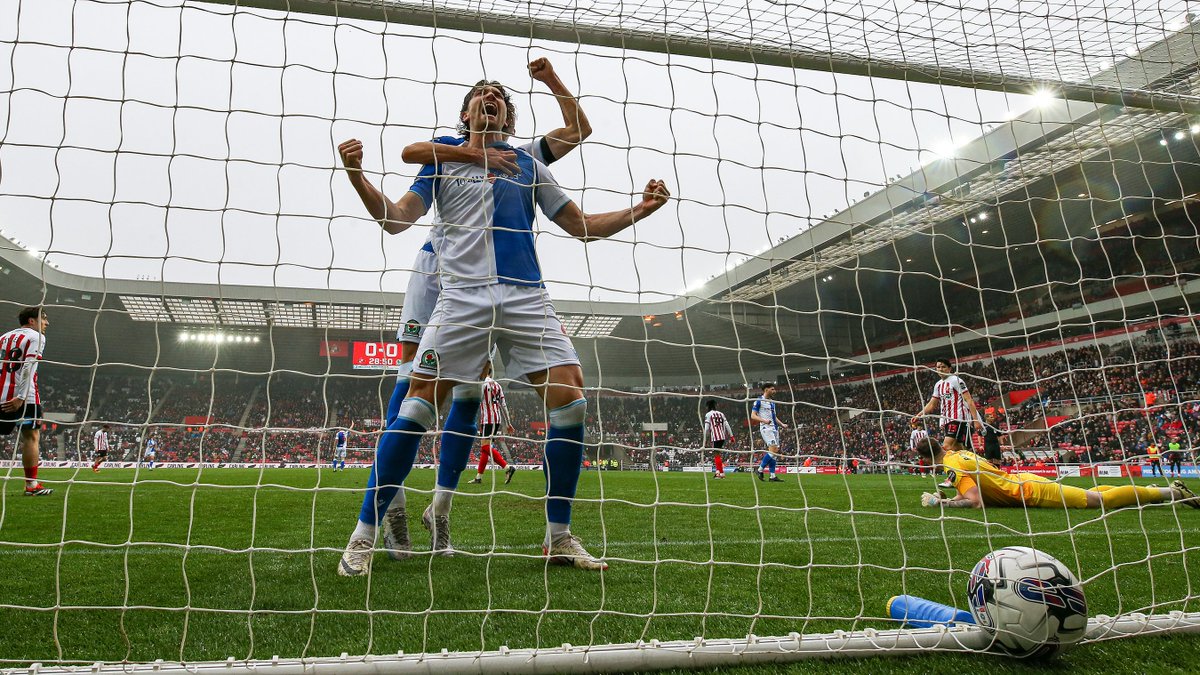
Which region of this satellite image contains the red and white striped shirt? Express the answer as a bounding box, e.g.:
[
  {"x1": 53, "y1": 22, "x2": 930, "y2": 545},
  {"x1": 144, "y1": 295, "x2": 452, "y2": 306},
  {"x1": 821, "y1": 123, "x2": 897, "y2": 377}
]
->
[
  {"x1": 479, "y1": 377, "x2": 508, "y2": 426},
  {"x1": 909, "y1": 428, "x2": 929, "y2": 451},
  {"x1": 704, "y1": 410, "x2": 733, "y2": 444},
  {"x1": 94, "y1": 429, "x2": 110, "y2": 454},
  {"x1": 932, "y1": 374, "x2": 971, "y2": 425},
  {"x1": 0, "y1": 327, "x2": 45, "y2": 405}
]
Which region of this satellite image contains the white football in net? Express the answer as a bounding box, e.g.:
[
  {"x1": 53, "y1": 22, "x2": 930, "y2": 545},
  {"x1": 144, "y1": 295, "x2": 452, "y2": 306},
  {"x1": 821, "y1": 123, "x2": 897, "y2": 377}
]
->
[{"x1": 967, "y1": 546, "x2": 1088, "y2": 658}]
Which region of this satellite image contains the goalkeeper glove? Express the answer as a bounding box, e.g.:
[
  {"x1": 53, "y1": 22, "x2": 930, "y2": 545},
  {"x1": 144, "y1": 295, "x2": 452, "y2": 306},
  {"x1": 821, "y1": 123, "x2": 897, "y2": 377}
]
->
[{"x1": 920, "y1": 492, "x2": 941, "y2": 508}]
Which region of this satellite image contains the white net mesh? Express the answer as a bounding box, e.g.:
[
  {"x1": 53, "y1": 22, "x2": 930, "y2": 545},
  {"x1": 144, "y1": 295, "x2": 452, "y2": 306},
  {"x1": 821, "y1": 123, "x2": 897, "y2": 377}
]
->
[{"x1": 1, "y1": 0, "x2": 1199, "y2": 670}]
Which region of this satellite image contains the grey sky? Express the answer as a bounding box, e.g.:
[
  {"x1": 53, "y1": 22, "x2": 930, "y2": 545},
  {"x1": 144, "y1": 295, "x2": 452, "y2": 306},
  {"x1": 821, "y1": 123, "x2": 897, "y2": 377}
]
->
[{"x1": 0, "y1": 0, "x2": 1187, "y2": 302}]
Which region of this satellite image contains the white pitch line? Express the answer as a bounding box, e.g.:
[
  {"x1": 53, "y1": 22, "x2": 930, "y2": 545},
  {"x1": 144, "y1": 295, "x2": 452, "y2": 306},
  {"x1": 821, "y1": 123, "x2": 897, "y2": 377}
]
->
[{"x1": 1, "y1": 526, "x2": 1197, "y2": 556}]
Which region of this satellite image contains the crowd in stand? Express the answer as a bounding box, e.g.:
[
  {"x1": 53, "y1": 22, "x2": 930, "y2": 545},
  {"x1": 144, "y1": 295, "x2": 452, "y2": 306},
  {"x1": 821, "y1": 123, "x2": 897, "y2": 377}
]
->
[{"x1": 7, "y1": 320, "x2": 1197, "y2": 469}]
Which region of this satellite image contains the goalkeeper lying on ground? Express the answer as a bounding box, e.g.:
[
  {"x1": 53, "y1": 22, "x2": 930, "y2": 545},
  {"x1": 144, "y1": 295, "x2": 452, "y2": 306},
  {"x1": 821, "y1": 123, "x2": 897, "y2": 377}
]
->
[{"x1": 912, "y1": 437, "x2": 1200, "y2": 510}]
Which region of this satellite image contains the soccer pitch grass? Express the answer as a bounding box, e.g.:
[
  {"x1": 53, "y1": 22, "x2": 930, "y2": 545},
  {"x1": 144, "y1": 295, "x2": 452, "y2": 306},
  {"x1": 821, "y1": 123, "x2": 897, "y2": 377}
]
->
[{"x1": 1, "y1": 468, "x2": 1197, "y2": 672}]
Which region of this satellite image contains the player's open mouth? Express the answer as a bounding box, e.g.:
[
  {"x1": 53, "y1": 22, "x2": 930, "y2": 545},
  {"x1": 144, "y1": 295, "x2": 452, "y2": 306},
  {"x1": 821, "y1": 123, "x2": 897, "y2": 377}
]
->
[{"x1": 483, "y1": 102, "x2": 498, "y2": 116}]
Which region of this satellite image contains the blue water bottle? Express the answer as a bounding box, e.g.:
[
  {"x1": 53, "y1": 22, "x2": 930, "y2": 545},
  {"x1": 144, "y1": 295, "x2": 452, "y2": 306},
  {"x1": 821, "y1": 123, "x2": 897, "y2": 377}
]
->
[{"x1": 887, "y1": 594, "x2": 976, "y2": 628}]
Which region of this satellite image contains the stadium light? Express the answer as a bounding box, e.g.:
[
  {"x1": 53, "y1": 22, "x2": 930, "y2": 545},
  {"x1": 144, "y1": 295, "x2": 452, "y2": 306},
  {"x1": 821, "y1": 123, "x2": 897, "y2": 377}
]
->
[
  {"x1": 1175, "y1": 130, "x2": 1186, "y2": 140},
  {"x1": 1160, "y1": 138, "x2": 1169, "y2": 146},
  {"x1": 1031, "y1": 88, "x2": 1056, "y2": 108},
  {"x1": 978, "y1": 212, "x2": 988, "y2": 220},
  {"x1": 1191, "y1": 124, "x2": 1199, "y2": 134}
]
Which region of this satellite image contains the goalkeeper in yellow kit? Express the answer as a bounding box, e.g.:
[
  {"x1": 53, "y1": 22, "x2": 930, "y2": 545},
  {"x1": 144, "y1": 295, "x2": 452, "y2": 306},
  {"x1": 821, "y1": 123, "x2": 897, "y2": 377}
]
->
[{"x1": 912, "y1": 438, "x2": 1200, "y2": 510}]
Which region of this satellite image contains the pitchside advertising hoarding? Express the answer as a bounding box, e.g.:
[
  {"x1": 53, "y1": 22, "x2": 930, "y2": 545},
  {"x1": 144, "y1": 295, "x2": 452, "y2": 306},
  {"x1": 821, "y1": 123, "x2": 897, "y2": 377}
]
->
[{"x1": 351, "y1": 341, "x2": 402, "y2": 370}]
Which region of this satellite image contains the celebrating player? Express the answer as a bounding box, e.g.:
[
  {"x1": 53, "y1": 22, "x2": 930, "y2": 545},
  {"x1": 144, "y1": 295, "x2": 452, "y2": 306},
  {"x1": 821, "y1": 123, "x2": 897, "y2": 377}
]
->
[
  {"x1": 0, "y1": 307, "x2": 52, "y2": 496},
  {"x1": 340, "y1": 57, "x2": 594, "y2": 564},
  {"x1": 912, "y1": 357, "x2": 981, "y2": 454},
  {"x1": 750, "y1": 383, "x2": 784, "y2": 482},
  {"x1": 384, "y1": 56, "x2": 592, "y2": 428},
  {"x1": 336, "y1": 73, "x2": 669, "y2": 576},
  {"x1": 332, "y1": 425, "x2": 350, "y2": 471},
  {"x1": 913, "y1": 437, "x2": 1199, "y2": 510},
  {"x1": 143, "y1": 434, "x2": 157, "y2": 470},
  {"x1": 469, "y1": 361, "x2": 517, "y2": 485},
  {"x1": 702, "y1": 399, "x2": 733, "y2": 479},
  {"x1": 92, "y1": 424, "x2": 110, "y2": 473}
]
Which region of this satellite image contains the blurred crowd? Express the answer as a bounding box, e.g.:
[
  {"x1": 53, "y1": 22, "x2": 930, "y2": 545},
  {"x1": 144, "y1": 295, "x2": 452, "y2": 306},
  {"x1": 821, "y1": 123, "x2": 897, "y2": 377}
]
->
[{"x1": 7, "y1": 321, "x2": 1196, "y2": 468}]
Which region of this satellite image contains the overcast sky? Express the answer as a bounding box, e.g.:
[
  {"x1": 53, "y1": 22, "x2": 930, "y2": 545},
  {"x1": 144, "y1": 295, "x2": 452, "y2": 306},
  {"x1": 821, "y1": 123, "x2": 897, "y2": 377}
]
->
[{"x1": 0, "y1": 0, "x2": 1187, "y2": 303}]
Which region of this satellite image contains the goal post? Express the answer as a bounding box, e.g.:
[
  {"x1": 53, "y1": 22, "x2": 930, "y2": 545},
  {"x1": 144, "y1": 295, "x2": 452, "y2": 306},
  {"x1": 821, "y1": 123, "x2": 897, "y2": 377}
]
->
[
  {"x1": 207, "y1": 0, "x2": 1200, "y2": 115},
  {"x1": 26, "y1": 613, "x2": 1200, "y2": 674}
]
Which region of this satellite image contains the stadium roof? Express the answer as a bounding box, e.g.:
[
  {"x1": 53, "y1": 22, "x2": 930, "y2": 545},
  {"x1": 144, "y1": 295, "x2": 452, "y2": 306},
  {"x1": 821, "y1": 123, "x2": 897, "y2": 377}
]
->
[{"x1": 3, "y1": 24, "x2": 1199, "y2": 385}]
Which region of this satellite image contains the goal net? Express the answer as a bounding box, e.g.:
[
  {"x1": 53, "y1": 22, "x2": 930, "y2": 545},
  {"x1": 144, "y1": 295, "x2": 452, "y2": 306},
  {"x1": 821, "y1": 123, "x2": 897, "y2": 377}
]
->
[{"x1": 2, "y1": 0, "x2": 1199, "y2": 670}]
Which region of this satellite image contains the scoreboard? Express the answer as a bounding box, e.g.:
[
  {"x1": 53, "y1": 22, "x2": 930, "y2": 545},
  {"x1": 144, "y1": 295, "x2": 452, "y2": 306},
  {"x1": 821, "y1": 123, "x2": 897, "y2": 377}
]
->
[{"x1": 351, "y1": 341, "x2": 402, "y2": 370}]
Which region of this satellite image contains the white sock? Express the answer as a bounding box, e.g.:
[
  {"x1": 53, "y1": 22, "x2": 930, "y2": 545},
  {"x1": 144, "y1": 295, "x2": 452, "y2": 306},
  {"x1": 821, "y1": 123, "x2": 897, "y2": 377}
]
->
[
  {"x1": 351, "y1": 519, "x2": 377, "y2": 543},
  {"x1": 432, "y1": 486, "x2": 454, "y2": 517},
  {"x1": 546, "y1": 522, "x2": 569, "y2": 546},
  {"x1": 389, "y1": 487, "x2": 407, "y2": 512}
]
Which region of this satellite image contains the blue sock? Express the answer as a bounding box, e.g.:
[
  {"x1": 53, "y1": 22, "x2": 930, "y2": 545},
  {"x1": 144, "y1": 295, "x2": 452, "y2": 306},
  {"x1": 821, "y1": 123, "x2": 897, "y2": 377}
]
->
[
  {"x1": 545, "y1": 399, "x2": 587, "y2": 525},
  {"x1": 385, "y1": 364, "x2": 413, "y2": 428},
  {"x1": 436, "y1": 385, "x2": 481, "y2": 490},
  {"x1": 358, "y1": 397, "x2": 436, "y2": 525},
  {"x1": 768, "y1": 455, "x2": 777, "y2": 474}
]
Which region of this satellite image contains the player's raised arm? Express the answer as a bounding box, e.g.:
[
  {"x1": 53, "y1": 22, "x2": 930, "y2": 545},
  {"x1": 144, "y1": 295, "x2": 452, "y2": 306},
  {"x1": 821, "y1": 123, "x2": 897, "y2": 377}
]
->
[
  {"x1": 552, "y1": 180, "x2": 670, "y2": 242},
  {"x1": 528, "y1": 57, "x2": 592, "y2": 161},
  {"x1": 338, "y1": 138, "x2": 428, "y2": 234},
  {"x1": 400, "y1": 139, "x2": 520, "y2": 176}
]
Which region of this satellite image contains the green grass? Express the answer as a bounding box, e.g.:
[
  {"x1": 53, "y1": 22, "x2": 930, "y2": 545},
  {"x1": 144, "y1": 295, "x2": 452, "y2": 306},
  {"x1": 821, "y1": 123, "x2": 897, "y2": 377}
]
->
[{"x1": 0, "y1": 468, "x2": 1198, "y2": 672}]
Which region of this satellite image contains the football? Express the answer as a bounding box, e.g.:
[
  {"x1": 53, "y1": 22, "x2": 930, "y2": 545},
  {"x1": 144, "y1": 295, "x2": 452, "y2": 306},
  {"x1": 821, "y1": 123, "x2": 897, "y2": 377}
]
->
[{"x1": 967, "y1": 546, "x2": 1088, "y2": 658}]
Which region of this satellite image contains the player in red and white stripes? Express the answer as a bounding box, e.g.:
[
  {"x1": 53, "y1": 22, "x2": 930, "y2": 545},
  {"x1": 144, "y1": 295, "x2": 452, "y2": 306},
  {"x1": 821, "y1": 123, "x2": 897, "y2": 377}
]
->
[
  {"x1": 469, "y1": 363, "x2": 517, "y2": 485},
  {"x1": 92, "y1": 424, "x2": 111, "y2": 473},
  {"x1": 703, "y1": 399, "x2": 733, "y2": 479},
  {"x1": 912, "y1": 356, "x2": 981, "y2": 455},
  {"x1": 0, "y1": 307, "x2": 53, "y2": 495}
]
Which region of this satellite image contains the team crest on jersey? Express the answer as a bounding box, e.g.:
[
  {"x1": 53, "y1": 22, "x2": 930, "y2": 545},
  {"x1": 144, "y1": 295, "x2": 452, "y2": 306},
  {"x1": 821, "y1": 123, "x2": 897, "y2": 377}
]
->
[
  {"x1": 420, "y1": 349, "x2": 438, "y2": 369},
  {"x1": 403, "y1": 320, "x2": 421, "y2": 337}
]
